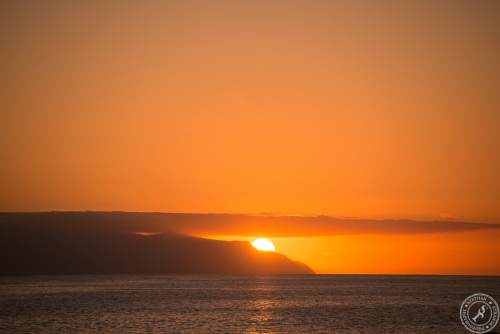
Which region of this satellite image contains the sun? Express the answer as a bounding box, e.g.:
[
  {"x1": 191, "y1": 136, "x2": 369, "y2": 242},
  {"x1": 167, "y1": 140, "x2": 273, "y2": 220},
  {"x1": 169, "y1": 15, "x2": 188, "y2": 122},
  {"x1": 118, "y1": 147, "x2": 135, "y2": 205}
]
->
[{"x1": 251, "y1": 238, "x2": 276, "y2": 252}]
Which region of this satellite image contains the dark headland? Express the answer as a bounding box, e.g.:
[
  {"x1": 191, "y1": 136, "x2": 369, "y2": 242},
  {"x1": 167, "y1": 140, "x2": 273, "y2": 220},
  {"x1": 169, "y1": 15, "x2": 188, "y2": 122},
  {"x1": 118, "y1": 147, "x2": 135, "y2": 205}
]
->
[{"x1": 0, "y1": 212, "x2": 313, "y2": 275}]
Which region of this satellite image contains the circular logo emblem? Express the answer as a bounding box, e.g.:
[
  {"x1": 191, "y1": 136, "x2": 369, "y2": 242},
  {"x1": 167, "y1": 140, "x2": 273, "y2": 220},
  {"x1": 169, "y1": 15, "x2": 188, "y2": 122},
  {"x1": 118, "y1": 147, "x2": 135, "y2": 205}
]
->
[{"x1": 460, "y1": 293, "x2": 499, "y2": 333}]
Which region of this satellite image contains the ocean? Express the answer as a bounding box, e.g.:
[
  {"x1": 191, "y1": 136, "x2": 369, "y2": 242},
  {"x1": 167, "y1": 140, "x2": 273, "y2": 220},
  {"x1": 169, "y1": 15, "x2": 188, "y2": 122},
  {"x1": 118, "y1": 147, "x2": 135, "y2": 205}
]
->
[{"x1": 1, "y1": 275, "x2": 499, "y2": 333}]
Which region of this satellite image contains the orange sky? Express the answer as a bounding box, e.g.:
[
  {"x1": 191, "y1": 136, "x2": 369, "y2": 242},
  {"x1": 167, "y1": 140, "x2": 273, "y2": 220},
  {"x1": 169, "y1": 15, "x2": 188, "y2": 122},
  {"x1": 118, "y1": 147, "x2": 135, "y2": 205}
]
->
[
  {"x1": 212, "y1": 230, "x2": 500, "y2": 275},
  {"x1": 1, "y1": 1, "x2": 500, "y2": 274}
]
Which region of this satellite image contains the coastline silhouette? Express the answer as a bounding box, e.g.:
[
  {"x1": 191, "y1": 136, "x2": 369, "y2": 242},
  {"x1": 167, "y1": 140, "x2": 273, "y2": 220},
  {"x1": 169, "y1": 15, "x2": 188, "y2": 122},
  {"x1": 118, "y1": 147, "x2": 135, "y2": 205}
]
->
[{"x1": 0, "y1": 212, "x2": 313, "y2": 275}]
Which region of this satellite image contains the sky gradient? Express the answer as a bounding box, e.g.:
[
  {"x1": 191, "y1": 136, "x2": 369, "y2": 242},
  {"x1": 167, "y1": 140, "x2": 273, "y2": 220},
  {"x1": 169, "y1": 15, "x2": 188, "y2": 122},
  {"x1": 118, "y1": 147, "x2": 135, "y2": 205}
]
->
[{"x1": 2, "y1": 1, "x2": 500, "y2": 220}]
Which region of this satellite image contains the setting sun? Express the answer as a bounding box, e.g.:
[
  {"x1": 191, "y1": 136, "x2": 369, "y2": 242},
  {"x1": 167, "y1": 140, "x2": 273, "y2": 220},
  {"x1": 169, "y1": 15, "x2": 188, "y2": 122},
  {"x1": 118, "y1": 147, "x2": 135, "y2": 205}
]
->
[{"x1": 251, "y1": 238, "x2": 276, "y2": 252}]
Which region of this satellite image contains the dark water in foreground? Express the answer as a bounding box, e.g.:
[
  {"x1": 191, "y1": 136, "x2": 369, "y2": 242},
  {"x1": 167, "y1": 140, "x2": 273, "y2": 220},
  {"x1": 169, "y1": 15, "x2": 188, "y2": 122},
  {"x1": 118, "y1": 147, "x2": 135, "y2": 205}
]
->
[{"x1": 0, "y1": 275, "x2": 499, "y2": 333}]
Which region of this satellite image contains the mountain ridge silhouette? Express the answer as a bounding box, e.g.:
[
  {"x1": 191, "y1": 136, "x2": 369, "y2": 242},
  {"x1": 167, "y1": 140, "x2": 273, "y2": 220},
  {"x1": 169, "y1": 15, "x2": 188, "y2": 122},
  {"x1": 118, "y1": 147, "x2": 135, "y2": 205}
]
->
[{"x1": 0, "y1": 212, "x2": 313, "y2": 275}]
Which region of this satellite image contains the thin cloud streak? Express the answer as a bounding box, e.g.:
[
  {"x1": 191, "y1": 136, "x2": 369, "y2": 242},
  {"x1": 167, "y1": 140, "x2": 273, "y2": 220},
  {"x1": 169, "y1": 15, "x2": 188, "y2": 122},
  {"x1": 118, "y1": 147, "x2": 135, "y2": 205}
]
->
[{"x1": 1, "y1": 212, "x2": 498, "y2": 238}]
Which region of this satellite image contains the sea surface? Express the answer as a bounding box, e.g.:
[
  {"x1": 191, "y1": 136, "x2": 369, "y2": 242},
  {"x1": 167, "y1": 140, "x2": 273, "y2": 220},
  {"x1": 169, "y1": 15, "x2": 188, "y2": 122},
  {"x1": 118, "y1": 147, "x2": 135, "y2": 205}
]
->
[{"x1": 0, "y1": 275, "x2": 499, "y2": 333}]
